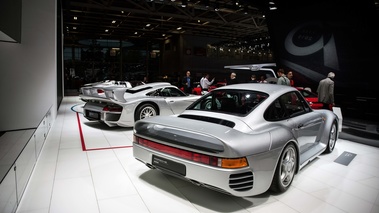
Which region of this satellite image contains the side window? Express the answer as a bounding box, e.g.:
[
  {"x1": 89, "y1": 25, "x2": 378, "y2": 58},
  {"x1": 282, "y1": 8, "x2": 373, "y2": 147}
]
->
[
  {"x1": 264, "y1": 92, "x2": 307, "y2": 121},
  {"x1": 281, "y1": 92, "x2": 306, "y2": 117},
  {"x1": 168, "y1": 88, "x2": 185, "y2": 97},
  {"x1": 264, "y1": 99, "x2": 286, "y2": 121},
  {"x1": 160, "y1": 88, "x2": 170, "y2": 97}
]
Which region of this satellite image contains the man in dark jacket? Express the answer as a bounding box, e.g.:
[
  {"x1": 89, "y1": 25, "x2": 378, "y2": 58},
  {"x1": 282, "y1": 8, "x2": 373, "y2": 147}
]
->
[
  {"x1": 317, "y1": 72, "x2": 335, "y2": 110},
  {"x1": 182, "y1": 70, "x2": 193, "y2": 94},
  {"x1": 227, "y1": 72, "x2": 238, "y2": 85}
]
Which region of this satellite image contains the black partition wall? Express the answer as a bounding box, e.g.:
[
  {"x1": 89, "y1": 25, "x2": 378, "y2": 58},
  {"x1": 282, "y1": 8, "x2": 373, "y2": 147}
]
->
[{"x1": 266, "y1": 0, "x2": 379, "y2": 122}]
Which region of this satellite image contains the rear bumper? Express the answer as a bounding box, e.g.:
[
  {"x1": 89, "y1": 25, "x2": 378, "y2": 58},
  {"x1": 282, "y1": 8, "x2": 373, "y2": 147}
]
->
[
  {"x1": 133, "y1": 142, "x2": 275, "y2": 197},
  {"x1": 83, "y1": 102, "x2": 122, "y2": 127}
]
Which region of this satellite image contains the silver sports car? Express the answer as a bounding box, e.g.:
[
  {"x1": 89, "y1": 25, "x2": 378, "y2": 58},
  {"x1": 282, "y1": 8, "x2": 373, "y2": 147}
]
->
[
  {"x1": 133, "y1": 83, "x2": 339, "y2": 197},
  {"x1": 81, "y1": 82, "x2": 201, "y2": 127}
]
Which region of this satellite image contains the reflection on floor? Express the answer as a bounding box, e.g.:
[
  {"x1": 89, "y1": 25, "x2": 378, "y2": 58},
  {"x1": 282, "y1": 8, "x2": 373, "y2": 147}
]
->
[{"x1": 16, "y1": 96, "x2": 379, "y2": 213}]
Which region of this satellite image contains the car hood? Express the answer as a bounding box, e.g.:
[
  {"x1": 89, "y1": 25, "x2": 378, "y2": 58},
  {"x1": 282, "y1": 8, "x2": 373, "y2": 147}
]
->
[{"x1": 134, "y1": 114, "x2": 272, "y2": 157}]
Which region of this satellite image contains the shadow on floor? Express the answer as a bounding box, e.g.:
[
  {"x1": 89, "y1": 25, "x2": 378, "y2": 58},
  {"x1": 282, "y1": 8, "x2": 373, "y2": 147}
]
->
[{"x1": 340, "y1": 118, "x2": 379, "y2": 148}]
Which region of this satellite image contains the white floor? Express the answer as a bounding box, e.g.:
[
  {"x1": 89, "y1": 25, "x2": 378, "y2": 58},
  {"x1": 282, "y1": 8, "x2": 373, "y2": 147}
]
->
[{"x1": 16, "y1": 96, "x2": 379, "y2": 213}]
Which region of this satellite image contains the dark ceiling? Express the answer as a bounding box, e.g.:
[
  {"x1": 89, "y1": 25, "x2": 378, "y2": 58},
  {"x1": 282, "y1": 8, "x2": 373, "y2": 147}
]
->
[
  {"x1": 62, "y1": 0, "x2": 379, "y2": 46},
  {"x1": 62, "y1": 0, "x2": 271, "y2": 45}
]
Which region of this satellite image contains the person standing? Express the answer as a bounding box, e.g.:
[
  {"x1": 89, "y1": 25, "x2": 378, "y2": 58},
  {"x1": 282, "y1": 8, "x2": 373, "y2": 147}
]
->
[
  {"x1": 249, "y1": 74, "x2": 258, "y2": 83},
  {"x1": 227, "y1": 72, "x2": 238, "y2": 85},
  {"x1": 200, "y1": 73, "x2": 214, "y2": 95},
  {"x1": 317, "y1": 72, "x2": 335, "y2": 110},
  {"x1": 259, "y1": 75, "x2": 267, "y2": 83},
  {"x1": 276, "y1": 68, "x2": 290, "y2": 86},
  {"x1": 287, "y1": 71, "x2": 295, "y2": 87},
  {"x1": 182, "y1": 70, "x2": 193, "y2": 94}
]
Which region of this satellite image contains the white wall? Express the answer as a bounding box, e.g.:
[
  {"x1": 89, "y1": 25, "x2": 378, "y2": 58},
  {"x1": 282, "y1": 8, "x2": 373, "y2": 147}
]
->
[{"x1": 0, "y1": 0, "x2": 57, "y2": 131}]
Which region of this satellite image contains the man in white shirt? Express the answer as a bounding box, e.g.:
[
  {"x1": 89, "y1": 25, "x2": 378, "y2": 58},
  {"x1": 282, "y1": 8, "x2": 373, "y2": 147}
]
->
[{"x1": 200, "y1": 73, "x2": 215, "y2": 95}]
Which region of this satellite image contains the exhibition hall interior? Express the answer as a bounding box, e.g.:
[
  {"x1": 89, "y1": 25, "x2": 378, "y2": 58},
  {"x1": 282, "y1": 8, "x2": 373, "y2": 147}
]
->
[{"x1": 0, "y1": 0, "x2": 379, "y2": 213}]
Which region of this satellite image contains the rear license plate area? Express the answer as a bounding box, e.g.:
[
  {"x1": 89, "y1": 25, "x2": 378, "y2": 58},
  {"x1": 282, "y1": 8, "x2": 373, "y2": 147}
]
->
[
  {"x1": 152, "y1": 155, "x2": 186, "y2": 176},
  {"x1": 87, "y1": 111, "x2": 100, "y2": 119}
]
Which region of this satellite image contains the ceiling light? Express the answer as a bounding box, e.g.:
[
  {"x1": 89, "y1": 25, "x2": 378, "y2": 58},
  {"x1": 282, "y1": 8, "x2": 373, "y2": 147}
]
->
[
  {"x1": 203, "y1": 0, "x2": 209, "y2": 7},
  {"x1": 214, "y1": 2, "x2": 219, "y2": 11},
  {"x1": 73, "y1": 16, "x2": 77, "y2": 20},
  {"x1": 112, "y1": 20, "x2": 116, "y2": 24},
  {"x1": 134, "y1": 32, "x2": 138, "y2": 34},
  {"x1": 105, "y1": 29, "x2": 108, "y2": 32},
  {"x1": 146, "y1": 23, "x2": 151, "y2": 27},
  {"x1": 73, "y1": 27, "x2": 76, "y2": 30},
  {"x1": 177, "y1": 27, "x2": 182, "y2": 30},
  {"x1": 181, "y1": 0, "x2": 187, "y2": 7}
]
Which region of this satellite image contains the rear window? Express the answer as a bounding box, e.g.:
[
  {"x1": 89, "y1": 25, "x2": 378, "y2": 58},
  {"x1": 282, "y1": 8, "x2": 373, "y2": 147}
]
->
[
  {"x1": 227, "y1": 70, "x2": 276, "y2": 83},
  {"x1": 188, "y1": 89, "x2": 268, "y2": 116}
]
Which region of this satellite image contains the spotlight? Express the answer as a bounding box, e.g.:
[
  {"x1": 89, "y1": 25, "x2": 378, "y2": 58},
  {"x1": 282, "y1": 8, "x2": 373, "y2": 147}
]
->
[{"x1": 181, "y1": 0, "x2": 187, "y2": 7}]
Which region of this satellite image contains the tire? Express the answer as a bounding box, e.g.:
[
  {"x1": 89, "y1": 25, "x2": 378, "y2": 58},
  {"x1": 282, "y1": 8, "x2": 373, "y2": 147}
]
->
[
  {"x1": 270, "y1": 143, "x2": 297, "y2": 193},
  {"x1": 135, "y1": 103, "x2": 158, "y2": 121},
  {"x1": 323, "y1": 121, "x2": 338, "y2": 154}
]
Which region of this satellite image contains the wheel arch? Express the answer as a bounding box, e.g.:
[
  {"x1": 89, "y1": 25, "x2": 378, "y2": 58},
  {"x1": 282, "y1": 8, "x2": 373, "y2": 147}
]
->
[
  {"x1": 134, "y1": 101, "x2": 160, "y2": 120},
  {"x1": 274, "y1": 140, "x2": 300, "y2": 175}
]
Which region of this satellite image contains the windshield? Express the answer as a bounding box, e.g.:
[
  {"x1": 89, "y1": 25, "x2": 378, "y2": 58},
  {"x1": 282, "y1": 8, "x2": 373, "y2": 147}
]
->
[{"x1": 187, "y1": 89, "x2": 268, "y2": 116}]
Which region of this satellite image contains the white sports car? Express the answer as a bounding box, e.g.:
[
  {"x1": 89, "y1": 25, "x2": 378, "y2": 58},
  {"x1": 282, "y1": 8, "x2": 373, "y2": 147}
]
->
[
  {"x1": 81, "y1": 82, "x2": 201, "y2": 127},
  {"x1": 133, "y1": 83, "x2": 339, "y2": 197}
]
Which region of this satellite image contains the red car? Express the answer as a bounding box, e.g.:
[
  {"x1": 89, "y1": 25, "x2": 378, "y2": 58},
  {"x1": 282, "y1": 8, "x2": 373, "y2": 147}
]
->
[
  {"x1": 181, "y1": 82, "x2": 226, "y2": 95},
  {"x1": 296, "y1": 87, "x2": 324, "y2": 109}
]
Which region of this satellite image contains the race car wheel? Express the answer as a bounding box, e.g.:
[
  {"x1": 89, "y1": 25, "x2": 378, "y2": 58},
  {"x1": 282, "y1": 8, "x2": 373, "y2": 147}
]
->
[
  {"x1": 270, "y1": 143, "x2": 297, "y2": 193},
  {"x1": 323, "y1": 121, "x2": 337, "y2": 154},
  {"x1": 135, "y1": 103, "x2": 158, "y2": 121}
]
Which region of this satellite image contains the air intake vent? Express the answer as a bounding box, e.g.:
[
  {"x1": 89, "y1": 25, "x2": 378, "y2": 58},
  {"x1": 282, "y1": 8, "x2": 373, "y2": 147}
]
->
[
  {"x1": 178, "y1": 114, "x2": 235, "y2": 128},
  {"x1": 229, "y1": 171, "x2": 254, "y2": 191}
]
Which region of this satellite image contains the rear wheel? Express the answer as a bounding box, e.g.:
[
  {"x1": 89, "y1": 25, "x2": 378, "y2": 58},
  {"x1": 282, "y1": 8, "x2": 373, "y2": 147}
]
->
[
  {"x1": 270, "y1": 143, "x2": 297, "y2": 193},
  {"x1": 323, "y1": 121, "x2": 337, "y2": 154},
  {"x1": 135, "y1": 103, "x2": 157, "y2": 121}
]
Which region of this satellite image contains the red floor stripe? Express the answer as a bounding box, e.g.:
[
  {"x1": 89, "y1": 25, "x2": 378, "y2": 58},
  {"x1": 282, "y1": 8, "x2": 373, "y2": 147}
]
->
[
  {"x1": 76, "y1": 112, "x2": 132, "y2": 151},
  {"x1": 76, "y1": 112, "x2": 87, "y2": 151}
]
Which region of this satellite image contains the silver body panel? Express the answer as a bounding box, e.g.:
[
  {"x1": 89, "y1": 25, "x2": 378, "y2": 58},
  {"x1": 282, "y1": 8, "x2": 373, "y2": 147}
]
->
[{"x1": 133, "y1": 83, "x2": 339, "y2": 196}]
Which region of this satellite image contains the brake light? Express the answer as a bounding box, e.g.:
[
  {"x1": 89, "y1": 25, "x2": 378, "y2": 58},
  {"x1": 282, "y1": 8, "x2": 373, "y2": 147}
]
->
[
  {"x1": 134, "y1": 135, "x2": 248, "y2": 169},
  {"x1": 103, "y1": 105, "x2": 122, "y2": 112}
]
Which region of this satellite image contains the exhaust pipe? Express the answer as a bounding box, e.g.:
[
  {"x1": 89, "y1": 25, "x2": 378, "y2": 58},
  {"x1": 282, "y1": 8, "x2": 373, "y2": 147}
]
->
[{"x1": 146, "y1": 163, "x2": 156, "y2": 169}]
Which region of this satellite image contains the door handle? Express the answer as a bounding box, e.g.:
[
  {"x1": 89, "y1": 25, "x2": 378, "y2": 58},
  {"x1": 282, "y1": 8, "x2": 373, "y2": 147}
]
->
[{"x1": 298, "y1": 123, "x2": 304, "y2": 128}]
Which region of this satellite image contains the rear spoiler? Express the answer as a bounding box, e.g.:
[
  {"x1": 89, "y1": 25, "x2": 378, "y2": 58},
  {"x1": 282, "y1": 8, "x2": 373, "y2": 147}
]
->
[{"x1": 224, "y1": 63, "x2": 276, "y2": 71}]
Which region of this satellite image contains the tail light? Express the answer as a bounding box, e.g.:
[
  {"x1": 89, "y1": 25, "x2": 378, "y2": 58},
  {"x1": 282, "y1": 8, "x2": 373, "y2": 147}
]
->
[
  {"x1": 134, "y1": 135, "x2": 248, "y2": 169},
  {"x1": 97, "y1": 89, "x2": 104, "y2": 94}
]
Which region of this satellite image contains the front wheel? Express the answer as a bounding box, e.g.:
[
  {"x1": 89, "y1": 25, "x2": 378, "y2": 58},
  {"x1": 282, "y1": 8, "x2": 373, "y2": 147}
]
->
[
  {"x1": 323, "y1": 121, "x2": 338, "y2": 154},
  {"x1": 270, "y1": 143, "x2": 297, "y2": 193},
  {"x1": 135, "y1": 103, "x2": 158, "y2": 121}
]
